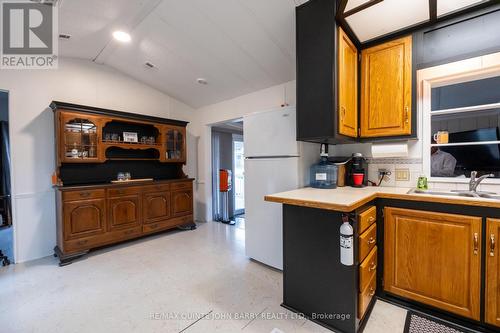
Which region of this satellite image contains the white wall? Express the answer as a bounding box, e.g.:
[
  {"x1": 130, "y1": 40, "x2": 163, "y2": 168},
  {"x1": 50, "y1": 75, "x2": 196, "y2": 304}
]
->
[
  {"x1": 0, "y1": 58, "x2": 196, "y2": 263},
  {"x1": 192, "y1": 80, "x2": 298, "y2": 222}
]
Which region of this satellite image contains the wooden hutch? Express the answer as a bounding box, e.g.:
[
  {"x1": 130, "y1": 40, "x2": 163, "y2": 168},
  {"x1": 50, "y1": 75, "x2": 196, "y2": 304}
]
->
[{"x1": 52, "y1": 101, "x2": 195, "y2": 266}]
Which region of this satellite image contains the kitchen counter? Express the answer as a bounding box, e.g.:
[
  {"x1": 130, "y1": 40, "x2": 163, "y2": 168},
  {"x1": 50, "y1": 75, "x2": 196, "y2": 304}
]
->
[{"x1": 265, "y1": 186, "x2": 500, "y2": 211}]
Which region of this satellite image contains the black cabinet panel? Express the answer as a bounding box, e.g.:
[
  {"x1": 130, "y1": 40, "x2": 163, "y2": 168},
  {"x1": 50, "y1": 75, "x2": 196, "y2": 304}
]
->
[
  {"x1": 296, "y1": 0, "x2": 344, "y2": 143},
  {"x1": 416, "y1": 8, "x2": 500, "y2": 68}
]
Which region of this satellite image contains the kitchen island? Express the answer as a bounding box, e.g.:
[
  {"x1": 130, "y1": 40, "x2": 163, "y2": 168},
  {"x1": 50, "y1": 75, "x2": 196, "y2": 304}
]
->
[{"x1": 265, "y1": 186, "x2": 500, "y2": 333}]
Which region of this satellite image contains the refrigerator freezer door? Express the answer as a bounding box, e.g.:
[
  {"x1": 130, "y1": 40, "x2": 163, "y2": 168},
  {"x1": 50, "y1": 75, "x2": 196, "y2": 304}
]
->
[
  {"x1": 244, "y1": 107, "x2": 299, "y2": 158},
  {"x1": 244, "y1": 157, "x2": 299, "y2": 269}
]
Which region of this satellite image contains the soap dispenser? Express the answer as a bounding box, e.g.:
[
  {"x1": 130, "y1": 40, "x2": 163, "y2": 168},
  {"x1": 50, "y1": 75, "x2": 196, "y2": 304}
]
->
[{"x1": 310, "y1": 144, "x2": 338, "y2": 189}]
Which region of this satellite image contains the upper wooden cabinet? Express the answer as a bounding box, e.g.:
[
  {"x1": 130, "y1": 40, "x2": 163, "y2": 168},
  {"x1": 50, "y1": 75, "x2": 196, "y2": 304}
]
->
[
  {"x1": 361, "y1": 36, "x2": 412, "y2": 137},
  {"x1": 52, "y1": 102, "x2": 188, "y2": 166},
  {"x1": 384, "y1": 207, "x2": 482, "y2": 320},
  {"x1": 486, "y1": 218, "x2": 500, "y2": 327},
  {"x1": 338, "y1": 27, "x2": 358, "y2": 138}
]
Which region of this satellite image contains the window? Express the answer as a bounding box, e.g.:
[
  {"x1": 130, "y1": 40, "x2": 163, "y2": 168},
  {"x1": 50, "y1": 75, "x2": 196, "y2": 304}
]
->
[{"x1": 420, "y1": 52, "x2": 500, "y2": 183}]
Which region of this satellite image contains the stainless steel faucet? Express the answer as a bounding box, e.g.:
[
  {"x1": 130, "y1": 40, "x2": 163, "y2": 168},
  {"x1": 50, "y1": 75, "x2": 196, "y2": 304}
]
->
[{"x1": 469, "y1": 171, "x2": 494, "y2": 192}]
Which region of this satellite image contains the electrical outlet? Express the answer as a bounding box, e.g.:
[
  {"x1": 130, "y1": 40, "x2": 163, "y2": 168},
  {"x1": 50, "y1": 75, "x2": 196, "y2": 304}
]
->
[
  {"x1": 395, "y1": 168, "x2": 410, "y2": 181},
  {"x1": 378, "y1": 168, "x2": 392, "y2": 183}
]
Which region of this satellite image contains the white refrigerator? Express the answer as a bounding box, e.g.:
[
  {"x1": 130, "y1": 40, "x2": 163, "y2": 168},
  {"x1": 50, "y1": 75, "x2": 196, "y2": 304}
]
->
[{"x1": 244, "y1": 107, "x2": 316, "y2": 270}]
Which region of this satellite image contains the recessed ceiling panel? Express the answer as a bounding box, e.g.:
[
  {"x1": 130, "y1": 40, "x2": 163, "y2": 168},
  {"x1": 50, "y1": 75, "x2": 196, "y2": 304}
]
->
[
  {"x1": 437, "y1": 0, "x2": 487, "y2": 17},
  {"x1": 346, "y1": 0, "x2": 429, "y2": 42},
  {"x1": 345, "y1": 0, "x2": 373, "y2": 12}
]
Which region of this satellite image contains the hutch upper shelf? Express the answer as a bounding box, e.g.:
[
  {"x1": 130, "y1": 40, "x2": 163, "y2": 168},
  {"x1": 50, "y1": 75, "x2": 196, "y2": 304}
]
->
[{"x1": 52, "y1": 101, "x2": 188, "y2": 165}]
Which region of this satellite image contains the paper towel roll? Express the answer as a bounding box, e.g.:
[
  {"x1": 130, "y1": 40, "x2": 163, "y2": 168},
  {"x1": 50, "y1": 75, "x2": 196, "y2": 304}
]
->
[{"x1": 371, "y1": 143, "x2": 409, "y2": 158}]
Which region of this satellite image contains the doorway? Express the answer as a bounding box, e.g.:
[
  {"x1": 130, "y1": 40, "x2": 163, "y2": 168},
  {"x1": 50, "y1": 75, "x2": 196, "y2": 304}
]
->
[
  {"x1": 211, "y1": 119, "x2": 245, "y2": 227},
  {"x1": 0, "y1": 90, "x2": 12, "y2": 266}
]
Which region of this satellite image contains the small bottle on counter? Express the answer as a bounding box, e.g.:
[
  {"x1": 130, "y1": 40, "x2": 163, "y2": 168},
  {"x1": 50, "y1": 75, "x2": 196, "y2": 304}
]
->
[{"x1": 310, "y1": 144, "x2": 337, "y2": 189}]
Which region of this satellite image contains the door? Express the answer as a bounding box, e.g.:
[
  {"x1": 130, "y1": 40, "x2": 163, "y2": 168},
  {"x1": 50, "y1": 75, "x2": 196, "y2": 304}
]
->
[
  {"x1": 244, "y1": 107, "x2": 298, "y2": 157},
  {"x1": 107, "y1": 195, "x2": 141, "y2": 231},
  {"x1": 338, "y1": 27, "x2": 358, "y2": 138},
  {"x1": 60, "y1": 112, "x2": 102, "y2": 163},
  {"x1": 63, "y1": 199, "x2": 106, "y2": 240},
  {"x1": 143, "y1": 191, "x2": 171, "y2": 224},
  {"x1": 245, "y1": 157, "x2": 299, "y2": 270},
  {"x1": 165, "y1": 125, "x2": 186, "y2": 163},
  {"x1": 361, "y1": 36, "x2": 412, "y2": 137},
  {"x1": 384, "y1": 207, "x2": 482, "y2": 320},
  {"x1": 486, "y1": 218, "x2": 500, "y2": 327},
  {"x1": 233, "y1": 135, "x2": 245, "y2": 215},
  {"x1": 171, "y1": 189, "x2": 193, "y2": 217}
]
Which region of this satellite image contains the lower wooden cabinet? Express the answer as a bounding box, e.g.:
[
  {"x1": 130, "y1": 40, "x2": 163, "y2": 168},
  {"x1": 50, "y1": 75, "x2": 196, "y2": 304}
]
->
[
  {"x1": 107, "y1": 194, "x2": 142, "y2": 231},
  {"x1": 486, "y1": 218, "x2": 500, "y2": 327},
  {"x1": 384, "y1": 207, "x2": 482, "y2": 320},
  {"x1": 172, "y1": 189, "x2": 193, "y2": 217},
  {"x1": 143, "y1": 191, "x2": 171, "y2": 223},
  {"x1": 63, "y1": 198, "x2": 106, "y2": 240},
  {"x1": 56, "y1": 179, "x2": 194, "y2": 264}
]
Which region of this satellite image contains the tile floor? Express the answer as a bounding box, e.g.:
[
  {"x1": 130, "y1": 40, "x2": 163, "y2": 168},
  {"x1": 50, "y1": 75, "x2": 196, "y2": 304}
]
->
[{"x1": 0, "y1": 221, "x2": 408, "y2": 333}]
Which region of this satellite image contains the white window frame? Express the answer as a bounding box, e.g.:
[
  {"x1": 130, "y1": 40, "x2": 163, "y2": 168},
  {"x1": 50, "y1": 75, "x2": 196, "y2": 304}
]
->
[{"x1": 418, "y1": 51, "x2": 500, "y2": 184}]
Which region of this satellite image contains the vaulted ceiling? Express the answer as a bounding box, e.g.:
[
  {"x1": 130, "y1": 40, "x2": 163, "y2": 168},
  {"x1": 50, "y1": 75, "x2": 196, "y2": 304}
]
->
[{"x1": 59, "y1": 0, "x2": 309, "y2": 108}]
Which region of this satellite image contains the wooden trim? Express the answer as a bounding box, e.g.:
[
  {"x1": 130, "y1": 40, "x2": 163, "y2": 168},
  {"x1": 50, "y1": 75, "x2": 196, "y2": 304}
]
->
[
  {"x1": 486, "y1": 218, "x2": 500, "y2": 327},
  {"x1": 51, "y1": 101, "x2": 189, "y2": 127},
  {"x1": 344, "y1": 0, "x2": 383, "y2": 18},
  {"x1": 429, "y1": 0, "x2": 437, "y2": 22}
]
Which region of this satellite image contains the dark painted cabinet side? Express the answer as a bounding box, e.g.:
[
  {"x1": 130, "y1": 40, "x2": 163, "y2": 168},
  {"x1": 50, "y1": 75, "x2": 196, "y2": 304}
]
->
[{"x1": 296, "y1": 0, "x2": 338, "y2": 143}]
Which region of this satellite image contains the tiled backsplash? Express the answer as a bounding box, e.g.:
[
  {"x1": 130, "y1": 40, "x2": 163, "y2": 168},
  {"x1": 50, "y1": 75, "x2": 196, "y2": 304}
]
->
[{"x1": 366, "y1": 158, "x2": 500, "y2": 192}]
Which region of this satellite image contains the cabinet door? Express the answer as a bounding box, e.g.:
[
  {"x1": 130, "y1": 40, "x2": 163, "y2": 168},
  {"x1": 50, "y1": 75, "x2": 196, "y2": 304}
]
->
[
  {"x1": 165, "y1": 125, "x2": 186, "y2": 163},
  {"x1": 107, "y1": 195, "x2": 142, "y2": 231},
  {"x1": 486, "y1": 218, "x2": 500, "y2": 327},
  {"x1": 63, "y1": 199, "x2": 106, "y2": 240},
  {"x1": 338, "y1": 27, "x2": 358, "y2": 138},
  {"x1": 384, "y1": 207, "x2": 482, "y2": 320},
  {"x1": 59, "y1": 111, "x2": 103, "y2": 163},
  {"x1": 171, "y1": 189, "x2": 193, "y2": 217},
  {"x1": 361, "y1": 36, "x2": 412, "y2": 137},
  {"x1": 143, "y1": 191, "x2": 171, "y2": 224}
]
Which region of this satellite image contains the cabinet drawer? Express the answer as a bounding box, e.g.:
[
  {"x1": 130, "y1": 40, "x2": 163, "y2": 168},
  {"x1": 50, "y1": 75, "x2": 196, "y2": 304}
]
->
[
  {"x1": 142, "y1": 184, "x2": 170, "y2": 193},
  {"x1": 143, "y1": 215, "x2": 192, "y2": 234},
  {"x1": 107, "y1": 186, "x2": 141, "y2": 197},
  {"x1": 63, "y1": 189, "x2": 105, "y2": 201},
  {"x1": 359, "y1": 223, "x2": 377, "y2": 262},
  {"x1": 64, "y1": 235, "x2": 103, "y2": 253},
  {"x1": 360, "y1": 246, "x2": 377, "y2": 292},
  {"x1": 359, "y1": 206, "x2": 376, "y2": 234},
  {"x1": 171, "y1": 181, "x2": 192, "y2": 190},
  {"x1": 111, "y1": 226, "x2": 142, "y2": 241},
  {"x1": 358, "y1": 270, "x2": 376, "y2": 319}
]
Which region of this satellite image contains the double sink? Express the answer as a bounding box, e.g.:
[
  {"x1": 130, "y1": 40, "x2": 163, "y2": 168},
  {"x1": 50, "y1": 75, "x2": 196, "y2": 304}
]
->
[
  {"x1": 409, "y1": 188, "x2": 500, "y2": 201},
  {"x1": 408, "y1": 171, "x2": 500, "y2": 201}
]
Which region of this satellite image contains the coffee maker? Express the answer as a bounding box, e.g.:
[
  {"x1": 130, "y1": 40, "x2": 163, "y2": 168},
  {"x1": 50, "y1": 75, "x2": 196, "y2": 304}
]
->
[{"x1": 346, "y1": 153, "x2": 368, "y2": 187}]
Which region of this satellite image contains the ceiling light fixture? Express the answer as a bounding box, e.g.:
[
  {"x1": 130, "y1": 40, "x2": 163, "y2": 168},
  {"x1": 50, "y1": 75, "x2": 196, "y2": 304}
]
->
[
  {"x1": 197, "y1": 78, "x2": 208, "y2": 85},
  {"x1": 112, "y1": 31, "x2": 131, "y2": 43}
]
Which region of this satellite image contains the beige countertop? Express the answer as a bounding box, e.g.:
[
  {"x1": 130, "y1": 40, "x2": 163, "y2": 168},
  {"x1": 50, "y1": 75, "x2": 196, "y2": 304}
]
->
[{"x1": 264, "y1": 186, "x2": 500, "y2": 212}]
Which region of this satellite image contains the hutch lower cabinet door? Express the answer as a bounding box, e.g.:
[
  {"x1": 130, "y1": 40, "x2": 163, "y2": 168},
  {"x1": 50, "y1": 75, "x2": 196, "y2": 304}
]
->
[
  {"x1": 171, "y1": 189, "x2": 193, "y2": 217},
  {"x1": 384, "y1": 207, "x2": 482, "y2": 320},
  {"x1": 63, "y1": 199, "x2": 106, "y2": 240},
  {"x1": 107, "y1": 193, "x2": 142, "y2": 231},
  {"x1": 486, "y1": 218, "x2": 500, "y2": 327},
  {"x1": 143, "y1": 191, "x2": 171, "y2": 223}
]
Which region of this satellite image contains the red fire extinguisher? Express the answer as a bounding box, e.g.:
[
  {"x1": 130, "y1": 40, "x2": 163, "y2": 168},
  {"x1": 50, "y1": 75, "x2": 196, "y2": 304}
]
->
[{"x1": 219, "y1": 169, "x2": 232, "y2": 224}]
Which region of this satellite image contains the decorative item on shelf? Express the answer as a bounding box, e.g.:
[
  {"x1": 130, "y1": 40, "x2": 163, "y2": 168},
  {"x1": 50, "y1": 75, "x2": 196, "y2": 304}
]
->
[
  {"x1": 147, "y1": 136, "x2": 155, "y2": 144},
  {"x1": 124, "y1": 172, "x2": 131, "y2": 181},
  {"x1": 71, "y1": 143, "x2": 79, "y2": 158},
  {"x1": 117, "y1": 172, "x2": 125, "y2": 181},
  {"x1": 123, "y1": 132, "x2": 138, "y2": 143},
  {"x1": 433, "y1": 131, "x2": 449, "y2": 144},
  {"x1": 140, "y1": 136, "x2": 148, "y2": 144}
]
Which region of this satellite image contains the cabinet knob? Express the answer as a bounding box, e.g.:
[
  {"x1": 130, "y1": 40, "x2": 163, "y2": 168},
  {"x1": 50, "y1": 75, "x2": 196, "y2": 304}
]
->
[
  {"x1": 367, "y1": 237, "x2": 376, "y2": 245},
  {"x1": 369, "y1": 287, "x2": 375, "y2": 296},
  {"x1": 473, "y1": 233, "x2": 479, "y2": 255},
  {"x1": 79, "y1": 192, "x2": 91, "y2": 198},
  {"x1": 404, "y1": 106, "x2": 409, "y2": 124},
  {"x1": 369, "y1": 262, "x2": 377, "y2": 272},
  {"x1": 491, "y1": 234, "x2": 496, "y2": 257},
  {"x1": 77, "y1": 240, "x2": 88, "y2": 246},
  {"x1": 341, "y1": 106, "x2": 346, "y2": 121},
  {"x1": 368, "y1": 216, "x2": 375, "y2": 223}
]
